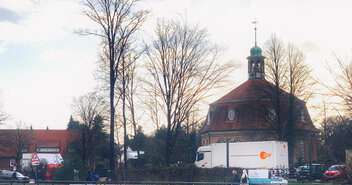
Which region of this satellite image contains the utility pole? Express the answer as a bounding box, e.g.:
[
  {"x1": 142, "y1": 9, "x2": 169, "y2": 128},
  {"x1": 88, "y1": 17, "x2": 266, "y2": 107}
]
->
[{"x1": 226, "y1": 138, "x2": 230, "y2": 168}]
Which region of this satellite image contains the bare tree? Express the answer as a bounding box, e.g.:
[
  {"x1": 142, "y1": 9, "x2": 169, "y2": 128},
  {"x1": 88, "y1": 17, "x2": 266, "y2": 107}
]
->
[
  {"x1": 320, "y1": 56, "x2": 352, "y2": 182},
  {"x1": 264, "y1": 34, "x2": 287, "y2": 140},
  {"x1": 0, "y1": 101, "x2": 8, "y2": 124},
  {"x1": 0, "y1": 122, "x2": 33, "y2": 169},
  {"x1": 0, "y1": 111, "x2": 7, "y2": 124},
  {"x1": 117, "y1": 46, "x2": 143, "y2": 169},
  {"x1": 286, "y1": 44, "x2": 315, "y2": 101},
  {"x1": 124, "y1": 61, "x2": 143, "y2": 163},
  {"x1": 326, "y1": 55, "x2": 352, "y2": 115},
  {"x1": 145, "y1": 18, "x2": 233, "y2": 165},
  {"x1": 80, "y1": 0, "x2": 147, "y2": 177},
  {"x1": 285, "y1": 44, "x2": 315, "y2": 165},
  {"x1": 142, "y1": 81, "x2": 161, "y2": 130},
  {"x1": 72, "y1": 92, "x2": 107, "y2": 170},
  {"x1": 264, "y1": 35, "x2": 315, "y2": 165},
  {"x1": 12, "y1": 123, "x2": 33, "y2": 166}
]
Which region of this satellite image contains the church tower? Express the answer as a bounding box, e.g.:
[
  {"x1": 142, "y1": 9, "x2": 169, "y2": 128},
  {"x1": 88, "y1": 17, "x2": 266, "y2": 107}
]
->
[{"x1": 247, "y1": 23, "x2": 265, "y2": 79}]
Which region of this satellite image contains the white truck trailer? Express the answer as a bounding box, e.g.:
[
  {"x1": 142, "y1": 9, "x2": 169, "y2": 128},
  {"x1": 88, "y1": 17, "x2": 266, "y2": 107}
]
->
[{"x1": 195, "y1": 141, "x2": 288, "y2": 169}]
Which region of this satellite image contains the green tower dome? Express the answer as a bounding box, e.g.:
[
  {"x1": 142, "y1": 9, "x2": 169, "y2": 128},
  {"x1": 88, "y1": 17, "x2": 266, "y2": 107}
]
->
[{"x1": 250, "y1": 45, "x2": 262, "y2": 57}]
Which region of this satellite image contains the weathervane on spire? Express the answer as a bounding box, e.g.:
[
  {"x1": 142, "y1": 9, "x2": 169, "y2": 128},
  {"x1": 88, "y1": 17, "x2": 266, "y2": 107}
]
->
[{"x1": 252, "y1": 19, "x2": 258, "y2": 46}]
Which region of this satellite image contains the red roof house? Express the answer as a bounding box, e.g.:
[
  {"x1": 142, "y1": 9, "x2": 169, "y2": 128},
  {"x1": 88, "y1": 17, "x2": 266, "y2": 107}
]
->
[{"x1": 0, "y1": 129, "x2": 79, "y2": 170}]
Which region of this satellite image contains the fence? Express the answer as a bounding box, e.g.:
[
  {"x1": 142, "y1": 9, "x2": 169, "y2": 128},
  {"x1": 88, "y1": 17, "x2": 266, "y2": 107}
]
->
[{"x1": 0, "y1": 180, "x2": 241, "y2": 185}]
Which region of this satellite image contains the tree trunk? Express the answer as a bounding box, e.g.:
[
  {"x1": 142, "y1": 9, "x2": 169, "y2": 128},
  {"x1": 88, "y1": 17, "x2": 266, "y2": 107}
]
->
[
  {"x1": 165, "y1": 103, "x2": 172, "y2": 166},
  {"x1": 132, "y1": 111, "x2": 140, "y2": 161},
  {"x1": 82, "y1": 129, "x2": 87, "y2": 166},
  {"x1": 109, "y1": 42, "x2": 116, "y2": 180},
  {"x1": 275, "y1": 82, "x2": 283, "y2": 140},
  {"x1": 286, "y1": 94, "x2": 297, "y2": 166},
  {"x1": 122, "y1": 68, "x2": 128, "y2": 170}
]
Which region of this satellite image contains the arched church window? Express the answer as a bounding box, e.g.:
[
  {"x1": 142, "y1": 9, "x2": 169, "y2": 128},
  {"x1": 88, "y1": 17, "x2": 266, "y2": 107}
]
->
[{"x1": 268, "y1": 108, "x2": 276, "y2": 120}]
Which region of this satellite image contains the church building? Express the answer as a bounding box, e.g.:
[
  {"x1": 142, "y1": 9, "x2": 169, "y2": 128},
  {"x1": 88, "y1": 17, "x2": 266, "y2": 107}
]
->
[{"x1": 199, "y1": 29, "x2": 318, "y2": 165}]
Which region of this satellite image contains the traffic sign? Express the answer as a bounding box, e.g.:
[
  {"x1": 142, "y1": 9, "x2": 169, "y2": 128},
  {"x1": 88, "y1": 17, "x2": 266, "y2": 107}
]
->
[
  {"x1": 30, "y1": 152, "x2": 40, "y2": 162},
  {"x1": 31, "y1": 161, "x2": 40, "y2": 166}
]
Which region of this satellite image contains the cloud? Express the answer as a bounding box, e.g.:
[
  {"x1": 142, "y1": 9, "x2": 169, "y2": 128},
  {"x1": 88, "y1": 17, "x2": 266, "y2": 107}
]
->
[
  {"x1": 228, "y1": 58, "x2": 246, "y2": 69},
  {"x1": 0, "y1": 41, "x2": 7, "y2": 53},
  {"x1": 39, "y1": 48, "x2": 74, "y2": 62},
  {"x1": 0, "y1": 7, "x2": 22, "y2": 23},
  {"x1": 301, "y1": 41, "x2": 322, "y2": 53},
  {"x1": 0, "y1": 0, "x2": 94, "y2": 47}
]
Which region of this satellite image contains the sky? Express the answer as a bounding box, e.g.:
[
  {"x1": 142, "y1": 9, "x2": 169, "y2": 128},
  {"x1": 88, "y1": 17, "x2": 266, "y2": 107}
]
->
[{"x1": 0, "y1": 0, "x2": 352, "y2": 130}]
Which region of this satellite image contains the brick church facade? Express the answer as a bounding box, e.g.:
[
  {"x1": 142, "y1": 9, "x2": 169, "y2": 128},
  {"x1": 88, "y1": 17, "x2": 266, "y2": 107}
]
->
[{"x1": 199, "y1": 37, "x2": 317, "y2": 165}]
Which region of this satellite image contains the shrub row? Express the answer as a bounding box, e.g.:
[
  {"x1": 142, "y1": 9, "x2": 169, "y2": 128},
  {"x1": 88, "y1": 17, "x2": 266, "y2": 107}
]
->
[{"x1": 117, "y1": 164, "x2": 242, "y2": 182}]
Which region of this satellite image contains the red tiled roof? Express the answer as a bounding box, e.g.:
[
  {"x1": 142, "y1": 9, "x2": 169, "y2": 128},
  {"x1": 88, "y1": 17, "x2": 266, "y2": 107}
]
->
[
  {"x1": 36, "y1": 140, "x2": 61, "y2": 147},
  {"x1": 0, "y1": 129, "x2": 79, "y2": 157},
  {"x1": 32, "y1": 130, "x2": 79, "y2": 154},
  {"x1": 214, "y1": 79, "x2": 289, "y2": 103}
]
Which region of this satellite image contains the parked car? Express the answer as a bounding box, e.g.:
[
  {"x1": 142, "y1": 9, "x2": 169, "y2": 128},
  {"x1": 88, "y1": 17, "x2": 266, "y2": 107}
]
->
[
  {"x1": 323, "y1": 165, "x2": 346, "y2": 181},
  {"x1": 1, "y1": 170, "x2": 30, "y2": 183},
  {"x1": 296, "y1": 163, "x2": 325, "y2": 180},
  {"x1": 288, "y1": 167, "x2": 298, "y2": 179}
]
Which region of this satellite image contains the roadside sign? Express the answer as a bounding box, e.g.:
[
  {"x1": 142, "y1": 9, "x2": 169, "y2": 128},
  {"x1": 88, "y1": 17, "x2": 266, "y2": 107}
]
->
[
  {"x1": 30, "y1": 152, "x2": 40, "y2": 162},
  {"x1": 32, "y1": 161, "x2": 40, "y2": 166},
  {"x1": 9, "y1": 159, "x2": 16, "y2": 167}
]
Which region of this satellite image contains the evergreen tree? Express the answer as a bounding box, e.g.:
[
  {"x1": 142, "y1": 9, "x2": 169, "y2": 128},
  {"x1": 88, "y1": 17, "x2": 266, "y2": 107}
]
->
[{"x1": 67, "y1": 115, "x2": 80, "y2": 130}]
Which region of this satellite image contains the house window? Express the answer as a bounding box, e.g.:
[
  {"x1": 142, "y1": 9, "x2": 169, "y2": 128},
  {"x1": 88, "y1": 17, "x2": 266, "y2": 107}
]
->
[
  {"x1": 21, "y1": 147, "x2": 28, "y2": 153},
  {"x1": 35, "y1": 147, "x2": 60, "y2": 152}
]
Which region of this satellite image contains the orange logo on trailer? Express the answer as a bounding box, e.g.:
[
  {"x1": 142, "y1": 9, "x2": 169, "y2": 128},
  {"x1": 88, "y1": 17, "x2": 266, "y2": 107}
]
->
[{"x1": 260, "y1": 151, "x2": 271, "y2": 159}]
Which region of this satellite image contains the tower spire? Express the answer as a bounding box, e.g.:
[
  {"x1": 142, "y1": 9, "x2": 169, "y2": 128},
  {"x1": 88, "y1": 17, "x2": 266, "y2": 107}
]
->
[
  {"x1": 252, "y1": 19, "x2": 258, "y2": 46},
  {"x1": 248, "y1": 19, "x2": 265, "y2": 80}
]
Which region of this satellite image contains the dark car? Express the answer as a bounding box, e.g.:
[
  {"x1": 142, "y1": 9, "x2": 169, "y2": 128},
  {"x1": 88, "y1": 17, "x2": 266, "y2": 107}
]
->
[
  {"x1": 323, "y1": 165, "x2": 346, "y2": 181},
  {"x1": 288, "y1": 167, "x2": 297, "y2": 179},
  {"x1": 1, "y1": 170, "x2": 30, "y2": 183},
  {"x1": 296, "y1": 164, "x2": 325, "y2": 180}
]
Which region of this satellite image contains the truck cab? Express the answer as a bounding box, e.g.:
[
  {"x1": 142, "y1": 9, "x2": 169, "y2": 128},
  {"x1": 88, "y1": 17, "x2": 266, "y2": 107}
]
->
[{"x1": 195, "y1": 146, "x2": 212, "y2": 168}]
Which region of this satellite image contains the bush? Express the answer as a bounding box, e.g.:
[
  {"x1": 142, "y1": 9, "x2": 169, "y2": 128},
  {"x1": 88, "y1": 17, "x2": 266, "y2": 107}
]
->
[
  {"x1": 52, "y1": 155, "x2": 86, "y2": 181},
  {"x1": 117, "y1": 163, "x2": 241, "y2": 182}
]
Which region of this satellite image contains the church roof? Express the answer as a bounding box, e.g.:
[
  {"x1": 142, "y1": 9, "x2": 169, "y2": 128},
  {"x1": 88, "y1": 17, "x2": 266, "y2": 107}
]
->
[
  {"x1": 200, "y1": 79, "x2": 317, "y2": 134},
  {"x1": 214, "y1": 79, "x2": 289, "y2": 104}
]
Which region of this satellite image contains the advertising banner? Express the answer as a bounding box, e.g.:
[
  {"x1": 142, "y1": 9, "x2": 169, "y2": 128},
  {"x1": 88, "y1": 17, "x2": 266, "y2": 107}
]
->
[{"x1": 248, "y1": 169, "x2": 288, "y2": 184}]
